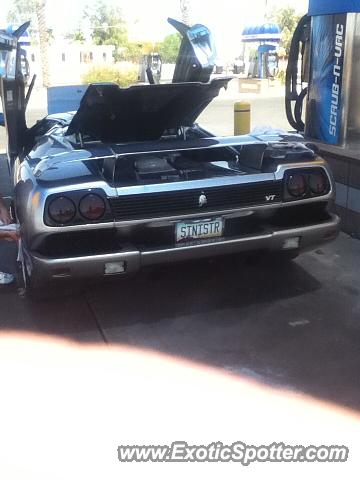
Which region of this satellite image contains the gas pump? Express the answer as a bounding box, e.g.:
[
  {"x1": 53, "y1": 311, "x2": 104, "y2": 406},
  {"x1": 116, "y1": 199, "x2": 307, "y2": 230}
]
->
[
  {"x1": 138, "y1": 53, "x2": 163, "y2": 84},
  {"x1": 285, "y1": 0, "x2": 360, "y2": 237},
  {"x1": 286, "y1": 0, "x2": 360, "y2": 148},
  {"x1": 242, "y1": 23, "x2": 281, "y2": 80}
]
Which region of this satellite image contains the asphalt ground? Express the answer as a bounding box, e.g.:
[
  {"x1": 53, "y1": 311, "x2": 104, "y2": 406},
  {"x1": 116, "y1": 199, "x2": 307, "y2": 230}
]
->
[{"x1": 0, "y1": 92, "x2": 360, "y2": 414}]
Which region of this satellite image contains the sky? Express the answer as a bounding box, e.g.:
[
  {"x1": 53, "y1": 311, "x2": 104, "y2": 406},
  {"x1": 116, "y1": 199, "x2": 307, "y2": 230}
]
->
[{"x1": 0, "y1": 0, "x2": 309, "y2": 57}]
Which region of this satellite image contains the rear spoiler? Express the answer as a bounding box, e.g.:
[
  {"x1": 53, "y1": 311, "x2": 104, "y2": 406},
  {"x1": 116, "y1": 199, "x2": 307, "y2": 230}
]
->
[
  {"x1": 33, "y1": 134, "x2": 315, "y2": 178},
  {"x1": 33, "y1": 135, "x2": 268, "y2": 176}
]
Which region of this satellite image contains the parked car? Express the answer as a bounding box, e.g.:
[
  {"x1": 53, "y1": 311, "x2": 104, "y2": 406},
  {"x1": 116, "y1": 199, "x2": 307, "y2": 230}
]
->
[{"x1": 0, "y1": 20, "x2": 340, "y2": 297}]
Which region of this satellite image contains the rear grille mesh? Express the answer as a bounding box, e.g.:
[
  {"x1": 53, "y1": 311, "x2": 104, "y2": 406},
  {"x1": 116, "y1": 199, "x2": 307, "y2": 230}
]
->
[{"x1": 110, "y1": 181, "x2": 283, "y2": 220}]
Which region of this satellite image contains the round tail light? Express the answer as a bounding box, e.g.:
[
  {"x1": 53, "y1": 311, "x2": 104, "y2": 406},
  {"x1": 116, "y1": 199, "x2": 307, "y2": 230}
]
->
[
  {"x1": 79, "y1": 194, "x2": 106, "y2": 221},
  {"x1": 49, "y1": 196, "x2": 76, "y2": 224},
  {"x1": 287, "y1": 174, "x2": 307, "y2": 198},
  {"x1": 309, "y1": 172, "x2": 328, "y2": 196}
]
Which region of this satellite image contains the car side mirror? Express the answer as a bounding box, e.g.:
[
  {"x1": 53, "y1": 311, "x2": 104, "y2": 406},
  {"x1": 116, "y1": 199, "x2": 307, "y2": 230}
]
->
[{"x1": 0, "y1": 113, "x2": 4, "y2": 127}]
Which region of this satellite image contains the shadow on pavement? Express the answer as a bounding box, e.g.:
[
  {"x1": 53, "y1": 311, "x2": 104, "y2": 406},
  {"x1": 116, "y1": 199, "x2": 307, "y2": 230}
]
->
[
  {"x1": 83, "y1": 253, "x2": 360, "y2": 412},
  {"x1": 86, "y1": 255, "x2": 321, "y2": 327}
]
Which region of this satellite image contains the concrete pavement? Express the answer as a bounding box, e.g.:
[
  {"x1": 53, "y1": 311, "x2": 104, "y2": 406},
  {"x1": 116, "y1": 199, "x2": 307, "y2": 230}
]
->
[
  {"x1": 1, "y1": 232, "x2": 360, "y2": 411},
  {"x1": 198, "y1": 92, "x2": 289, "y2": 136},
  {"x1": 82, "y1": 234, "x2": 360, "y2": 410},
  {"x1": 1, "y1": 88, "x2": 360, "y2": 413}
]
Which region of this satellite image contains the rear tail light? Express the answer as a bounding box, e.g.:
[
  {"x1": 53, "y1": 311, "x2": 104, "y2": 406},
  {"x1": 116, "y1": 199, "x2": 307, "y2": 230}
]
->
[
  {"x1": 285, "y1": 169, "x2": 330, "y2": 201},
  {"x1": 48, "y1": 196, "x2": 76, "y2": 224},
  {"x1": 79, "y1": 194, "x2": 106, "y2": 221},
  {"x1": 309, "y1": 172, "x2": 328, "y2": 195},
  {"x1": 287, "y1": 174, "x2": 307, "y2": 198}
]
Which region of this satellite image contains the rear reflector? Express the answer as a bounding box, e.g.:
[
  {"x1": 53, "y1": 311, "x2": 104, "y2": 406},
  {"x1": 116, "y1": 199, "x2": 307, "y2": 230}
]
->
[
  {"x1": 282, "y1": 237, "x2": 300, "y2": 250},
  {"x1": 105, "y1": 262, "x2": 126, "y2": 275}
]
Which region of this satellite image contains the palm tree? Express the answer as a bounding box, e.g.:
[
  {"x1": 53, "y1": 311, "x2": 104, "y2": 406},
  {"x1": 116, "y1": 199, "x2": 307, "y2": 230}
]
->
[
  {"x1": 180, "y1": 0, "x2": 191, "y2": 26},
  {"x1": 35, "y1": 0, "x2": 50, "y2": 87}
]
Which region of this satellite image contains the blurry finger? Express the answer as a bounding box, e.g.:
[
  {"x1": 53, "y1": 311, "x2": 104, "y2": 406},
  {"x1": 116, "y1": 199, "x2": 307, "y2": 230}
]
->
[{"x1": 3, "y1": 231, "x2": 19, "y2": 242}]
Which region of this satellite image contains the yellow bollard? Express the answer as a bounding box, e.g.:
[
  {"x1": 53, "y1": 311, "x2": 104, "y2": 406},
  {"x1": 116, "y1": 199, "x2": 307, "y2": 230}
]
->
[{"x1": 234, "y1": 101, "x2": 251, "y2": 136}]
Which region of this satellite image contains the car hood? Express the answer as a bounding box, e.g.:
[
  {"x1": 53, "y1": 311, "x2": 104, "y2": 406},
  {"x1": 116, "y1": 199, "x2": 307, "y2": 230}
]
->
[{"x1": 66, "y1": 78, "x2": 231, "y2": 143}]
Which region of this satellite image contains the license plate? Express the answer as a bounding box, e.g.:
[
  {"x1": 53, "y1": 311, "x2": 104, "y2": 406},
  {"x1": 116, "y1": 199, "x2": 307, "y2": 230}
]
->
[{"x1": 176, "y1": 218, "x2": 224, "y2": 243}]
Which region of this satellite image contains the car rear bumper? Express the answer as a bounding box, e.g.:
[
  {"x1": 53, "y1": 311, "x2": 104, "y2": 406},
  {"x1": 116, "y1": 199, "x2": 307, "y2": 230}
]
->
[{"x1": 25, "y1": 214, "x2": 341, "y2": 284}]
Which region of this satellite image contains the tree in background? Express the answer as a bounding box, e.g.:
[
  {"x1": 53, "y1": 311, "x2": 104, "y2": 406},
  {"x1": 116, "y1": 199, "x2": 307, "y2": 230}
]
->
[
  {"x1": 65, "y1": 29, "x2": 86, "y2": 43},
  {"x1": 158, "y1": 33, "x2": 181, "y2": 63},
  {"x1": 85, "y1": 0, "x2": 127, "y2": 60},
  {"x1": 267, "y1": 6, "x2": 303, "y2": 56},
  {"x1": 7, "y1": 0, "x2": 41, "y2": 48},
  {"x1": 120, "y1": 42, "x2": 142, "y2": 62},
  {"x1": 7, "y1": 0, "x2": 38, "y2": 34},
  {"x1": 119, "y1": 41, "x2": 161, "y2": 63},
  {"x1": 117, "y1": 35, "x2": 180, "y2": 66},
  {"x1": 6, "y1": 0, "x2": 183, "y2": 84}
]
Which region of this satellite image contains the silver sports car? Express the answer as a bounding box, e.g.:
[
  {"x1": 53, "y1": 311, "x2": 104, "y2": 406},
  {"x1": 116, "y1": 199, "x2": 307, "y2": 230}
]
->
[{"x1": 0, "y1": 20, "x2": 340, "y2": 297}]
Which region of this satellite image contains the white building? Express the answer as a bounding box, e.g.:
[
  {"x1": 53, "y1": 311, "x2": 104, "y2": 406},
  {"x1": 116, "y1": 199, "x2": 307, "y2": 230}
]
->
[{"x1": 25, "y1": 41, "x2": 115, "y2": 86}]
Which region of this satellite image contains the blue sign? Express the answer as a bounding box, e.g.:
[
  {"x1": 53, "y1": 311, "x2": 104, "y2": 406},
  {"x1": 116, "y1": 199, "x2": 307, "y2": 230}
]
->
[
  {"x1": 305, "y1": 14, "x2": 347, "y2": 145},
  {"x1": 309, "y1": 0, "x2": 360, "y2": 16}
]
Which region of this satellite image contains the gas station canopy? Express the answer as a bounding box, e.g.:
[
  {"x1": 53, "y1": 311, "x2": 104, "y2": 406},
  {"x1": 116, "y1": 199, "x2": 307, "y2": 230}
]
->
[{"x1": 241, "y1": 23, "x2": 281, "y2": 43}]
